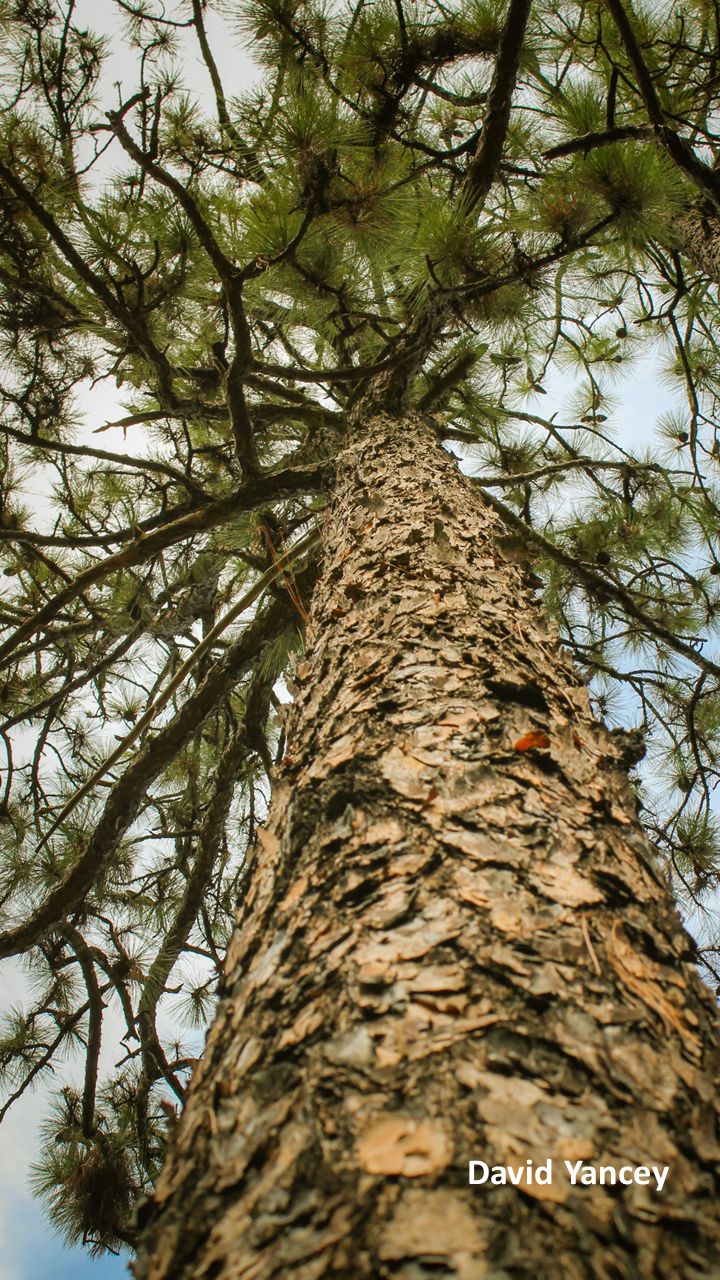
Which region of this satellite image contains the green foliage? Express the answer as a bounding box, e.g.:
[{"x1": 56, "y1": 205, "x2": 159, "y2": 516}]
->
[
  {"x1": 673, "y1": 812, "x2": 720, "y2": 892},
  {"x1": 555, "y1": 144, "x2": 686, "y2": 250},
  {"x1": 30, "y1": 1087, "x2": 153, "y2": 1256}
]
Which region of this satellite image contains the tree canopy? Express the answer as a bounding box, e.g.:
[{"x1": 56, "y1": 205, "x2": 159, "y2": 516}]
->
[{"x1": 1, "y1": 0, "x2": 720, "y2": 1256}]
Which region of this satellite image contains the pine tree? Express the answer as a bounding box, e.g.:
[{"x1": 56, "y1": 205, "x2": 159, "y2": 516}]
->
[{"x1": 0, "y1": 0, "x2": 719, "y2": 1273}]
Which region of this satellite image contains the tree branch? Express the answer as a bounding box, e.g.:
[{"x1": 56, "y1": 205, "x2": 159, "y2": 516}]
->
[
  {"x1": 37, "y1": 525, "x2": 320, "y2": 847},
  {"x1": 59, "y1": 925, "x2": 103, "y2": 1136},
  {"x1": 604, "y1": 0, "x2": 720, "y2": 213},
  {"x1": 2, "y1": 422, "x2": 207, "y2": 498},
  {"x1": 0, "y1": 575, "x2": 317, "y2": 960},
  {"x1": 477, "y1": 483, "x2": 720, "y2": 679},
  {"x1": 543, "y1": 123, "x2": 652, "y2": 160},
  {"x1": 0, "y1": 462, "x2": 327, "y2": 665},
  {"x1": 462, "y1": 0, "x2": 533, "y2": 214}
]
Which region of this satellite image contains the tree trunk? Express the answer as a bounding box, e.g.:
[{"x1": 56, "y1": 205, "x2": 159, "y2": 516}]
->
[
  {"x1": 133, "y1": 412, "x2": 720, "y2": 1280},
  {"x1": 674, "y1": 211, "x2": 720, "y2": 281}
]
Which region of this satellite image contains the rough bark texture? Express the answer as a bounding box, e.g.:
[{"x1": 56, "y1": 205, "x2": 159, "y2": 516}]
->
[
  {"x1": 134, "y1": 413, "x2": 720, "y2": 1280},
  {"x1": 675, "y1": 211, "x2": 720, "y2": 281}
]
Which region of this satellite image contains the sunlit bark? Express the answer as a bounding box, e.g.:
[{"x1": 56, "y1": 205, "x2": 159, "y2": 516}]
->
[
  {"x1": 134, "y1": 413, "x2": 720, "y2": 1280},
  {"x1": 675, "y1": 212, "x2": 720, "y2": 282}
]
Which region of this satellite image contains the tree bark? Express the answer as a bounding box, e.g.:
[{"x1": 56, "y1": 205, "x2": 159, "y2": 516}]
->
[
  {"x1": 133, "y1": 412, "x2": 720, "y2": 1280},
  {"x1": 673, "y1": 211, "x2": 720, "y2": 281}
]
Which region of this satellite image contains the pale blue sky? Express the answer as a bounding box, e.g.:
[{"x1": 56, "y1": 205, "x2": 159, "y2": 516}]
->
[{"x1": 1, "y1": 1194, "x2": 128, "y2": 1280}]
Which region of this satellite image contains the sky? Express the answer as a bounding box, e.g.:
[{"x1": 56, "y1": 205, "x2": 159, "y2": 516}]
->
[{"x1": 0, "y1": 2, "x2": 706, "y2": 1277}]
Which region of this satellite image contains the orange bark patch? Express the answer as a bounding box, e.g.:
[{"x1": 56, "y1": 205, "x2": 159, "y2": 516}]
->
[
  {"x1": 513, "y1": 730, "x2": 551, "y2": 751},
  {"x1": 356, "y1": 1114, "x2": 451, "y2": 1176},
  {"x1": 607, "y1": 923, "x2": 702, "y2": 1057},
  {"x1": 277, "y1": 874, "x2": 308, "y2": 913},
  {"x1": 530, "y1": 862, "x2": 603, "y2": 907},
  {"x1": 256, "y1": 826, "x2": 279, "y2": 856}
]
